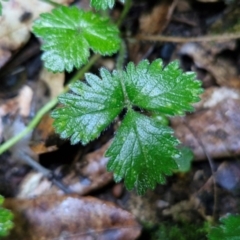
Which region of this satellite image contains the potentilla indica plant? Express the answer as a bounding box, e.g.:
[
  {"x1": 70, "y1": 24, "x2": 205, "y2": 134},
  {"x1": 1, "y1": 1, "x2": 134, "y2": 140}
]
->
[
  {"x1": 3, "y1": 0, "x2": 240, "y2": 238},
  {"x1": 32, "y1": 0, "x2": 203, "y2": 195}
]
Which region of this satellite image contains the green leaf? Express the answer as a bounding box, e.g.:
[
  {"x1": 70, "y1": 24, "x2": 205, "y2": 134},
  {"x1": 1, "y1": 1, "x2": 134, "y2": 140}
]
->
[
  {"x1": 32, "y1": 6, "x2": 121, "y2": 72},
  {"x1": 52, "y1": 68, "x2": 124, "y2": 144},
  {"x1": 52, "y1": 59, "x2": 202, "y2": 193},
  {"x1": 90, "y1": 0, "x2": 125, "y2": 10},
  {"x1": 91, "y1": 0, "x2": 114, "y2": 10},
  {"x1": 0, "y1": 196, "x2": 13, "y2": 237},
  {"x1": 124, "y1": 59, "x2": 203, "y2": 115},
  {"x1": 151, "y1": 112, "x2": 169, "y2": 126},
  {"x1": 208, "y1": 214, "x2": 240, "y2": 240},
  {"x1": 175, "y1": 147, "x2": 193, "y2": 173},
  {"x1": 106, "y1": 110, "x2": 180, "y2": 194}
]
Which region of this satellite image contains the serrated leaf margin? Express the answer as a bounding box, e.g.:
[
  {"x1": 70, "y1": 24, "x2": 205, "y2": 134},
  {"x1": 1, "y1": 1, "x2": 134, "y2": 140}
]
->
[
  {"x1": 106, "y1": 110, "x2": 180, "y2": 194},
  {"x1": 32, "y1": 6, "x2": 121, "y2": 72}
]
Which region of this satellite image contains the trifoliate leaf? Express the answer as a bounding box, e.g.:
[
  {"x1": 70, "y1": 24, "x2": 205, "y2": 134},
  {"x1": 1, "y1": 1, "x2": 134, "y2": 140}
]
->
[
  {"x1": 52, "y1": 68, "x2": 124, "y2": 144},
  {"x1": 124, "y1": 59, "x2": 203, "y2": 115},
  {"x1": 208, "y1": 214, "x2": 240, "y2": 240},
  {"x1": 52, "y1": 59, "x2": 202, "y2": 193},
  {"x1": 32, "y1": 6, "x2": 121, "y2": 72},
  {"x1": 0, "y1": 196, "x2": 13, "y2": 237},
  {"x1": 106, "y1": 110, "x2": 180, "y2": 194}
]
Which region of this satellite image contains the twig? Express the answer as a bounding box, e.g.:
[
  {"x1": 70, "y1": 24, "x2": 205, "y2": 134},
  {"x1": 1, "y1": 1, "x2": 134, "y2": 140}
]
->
[
  {"x1": 134, "y1": 33, "x2": 240, "y2": 43},
  {"x1": 171, "y1": 16, "x2": 197, "y2": 27},
  {"x1": 22, "y1": 154, "x2": 72, "y2": 194}
]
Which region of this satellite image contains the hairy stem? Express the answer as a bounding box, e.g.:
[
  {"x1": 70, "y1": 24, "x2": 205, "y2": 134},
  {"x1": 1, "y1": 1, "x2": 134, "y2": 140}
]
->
[
  {"x1": 116, "y1": 40, "x2": 127, "y2": 70},
  {"x1": 116, "y1": 41, "x2": 131, "y2": 110},
  {"x1": 0, "y1": 54, "x2": 100, "y2": 155}
]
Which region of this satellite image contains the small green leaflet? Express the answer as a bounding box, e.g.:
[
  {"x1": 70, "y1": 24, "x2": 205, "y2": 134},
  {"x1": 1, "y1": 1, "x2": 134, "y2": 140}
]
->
[
  {"x1": 91, "y1": 0, "x2": 125, "y2": 10},
  {"x1": 208, "y1": 214, "x2": 240, "y2": 240},
  {"x1": 32, "y1": 6, "x2": 121, "y2": 72},
  {"x1": 52, "y1": 68, "x2": 124, "y2": 145},
  {"x1": 0, "y1": 196, "x2": 13, "y2": 237},
  {"x1": 124, "y1": 59, "x2": 202, "y2": 115},
  {"x1": 106, "y1": 111, "x2": 180, "y2": 195},
  {"x1": 52, "y1": 59, "x2": 202, "y2": 193}
]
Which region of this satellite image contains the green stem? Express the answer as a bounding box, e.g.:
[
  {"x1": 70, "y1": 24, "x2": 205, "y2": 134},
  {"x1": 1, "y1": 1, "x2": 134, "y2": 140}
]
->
[
  {"x1": 116, "y1": 40, "x2": 127, "y2": 70},
  {"x1": 116, "y1": 1, "x2": 132, "y2": 109},
  {"x1": 0, "y1": 54, "x2": 100, "y2": 155},
  {"x1": 117, "y1": 0, "x2": 132, "y2": 27},
  {"x1": 116, "y1": 41, "x2": 131, "y2": 109}
]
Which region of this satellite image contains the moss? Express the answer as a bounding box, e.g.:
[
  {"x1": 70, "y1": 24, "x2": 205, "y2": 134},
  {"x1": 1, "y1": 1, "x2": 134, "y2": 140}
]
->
[{"x1": 144, "y1": 221, "x2": 209, "y2": 240}]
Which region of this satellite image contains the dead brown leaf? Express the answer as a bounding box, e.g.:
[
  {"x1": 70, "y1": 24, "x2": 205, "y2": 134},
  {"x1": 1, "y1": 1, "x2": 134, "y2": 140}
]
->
[
  {"x1": 129, "y1": 0, "x2": 177, "y2": 63},
  {"x1": 0, "y1": 85, "x2": 33, "y2": 117},
  {"x1": 40, "y1": 68, "x2": 65, "y2": 100},
  {"x1": 179, "y1": 42, "x2": 240, "y2": 88},
  {"x1": 3, "y1": 195, "x2": 141, "y2": 240},
  {"x1": 66, "y1": 142, "x2": 112, "y2": 194},
  {"x1": 139, "y1": 1, "x2": 174, "y2": 35},
  {"x1": 30, "y1": 114, "x2": 58, "y2": 155},
  {"x1": 194, "y1": 87, "x2": 240, "y2": 110},
  {"x1": 18, "y1": 142, "x2": 113, "y2": 197},
  {"x1": 172, "y1": 97, "x2": 240, "y2": 160}
]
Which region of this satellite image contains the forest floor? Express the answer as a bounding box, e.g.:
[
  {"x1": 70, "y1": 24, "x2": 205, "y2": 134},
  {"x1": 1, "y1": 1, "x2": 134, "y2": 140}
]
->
[{"x1": 0, "y1": 0, "x2": 240, "y2": 239}]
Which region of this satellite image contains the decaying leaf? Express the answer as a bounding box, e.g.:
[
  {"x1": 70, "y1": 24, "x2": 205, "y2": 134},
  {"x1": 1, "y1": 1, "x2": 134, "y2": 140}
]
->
[
  {"x1": 0, "y1": 85, "x2": 33, "y2": 117},
  {"x1": 129, "y1": 0, "x2": 176, "y2": 63},
  {"x1": 18, "y1": 142, "x2": 113, "y2": 197},
  {"x1": 30, "y1": 114, "x2": 58, "y2": 155},
  {"x1": 64, "y1": 141, "x2": 113, "y2": 195},
  {"x1": 139, "y1": 1, "x2": 174, "y2": 35},
  {"x1": 40, "y1": 68, "x2": 65, "y2": 100},
  {"x1": 193, "y1": 87, "x2": 240, "y2": 110},
  {"x1": 172, "y1": 96, "x2": 240, "y2": 160},
  {"x1": 179, "y1": 42, "x2": 240, "y2": 88},
  {"x1": 3, "y1": 194, "x2": 141, "y2": 240}
]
